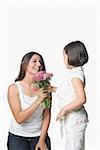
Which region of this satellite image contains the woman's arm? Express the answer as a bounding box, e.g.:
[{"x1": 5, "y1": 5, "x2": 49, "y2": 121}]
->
[
  {"x1": 8, "y1": 84, "x2": 47, "y2": 124},
  {"x1": 35, "y1": 108, "x2": 51, "y2": 150},
  {"x1": 39, "y1": 108, "x2": 51, "y2": 141},
  {"x1": 56, "y1": 78, "x2": 86, "y2": 120},
  {"x1": 38, "y1": 92, "x2": 51, "y2": 141},
  {"x1": 35, "y1": 93, "x2": 51, "y2": 150}
]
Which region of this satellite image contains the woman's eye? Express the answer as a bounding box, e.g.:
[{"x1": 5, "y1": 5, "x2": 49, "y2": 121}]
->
[
  {"x1": 39, "y1": 60, "x2": 42, "y2": 64},
  {"x1": 32, "y1": 60, "x2": 36, "y2": 62}
]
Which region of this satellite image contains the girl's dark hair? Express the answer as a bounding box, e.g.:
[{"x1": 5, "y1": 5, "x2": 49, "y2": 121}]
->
[
  {"x1": 15, "y1": 52, "x2": 46, "y2": 82},
  {"x1": 64, "y1": 41, "x2": 89, "y2": 67}
]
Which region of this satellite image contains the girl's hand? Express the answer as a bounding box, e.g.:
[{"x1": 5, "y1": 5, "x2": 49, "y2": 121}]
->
[
  {"x1": 48, "y1": 86, "x2": 58, "y2": 93},
  {"x1": 35, "y1": 140, "x2": 47, "y2": 150},
  {"x1": 56, "y1": 108, "x2": 67, "y2": 121}
]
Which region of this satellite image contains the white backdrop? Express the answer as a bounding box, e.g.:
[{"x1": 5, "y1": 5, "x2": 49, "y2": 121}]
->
[{"x1": 0, "y1": 0, "x2": 100, "y2": 150}]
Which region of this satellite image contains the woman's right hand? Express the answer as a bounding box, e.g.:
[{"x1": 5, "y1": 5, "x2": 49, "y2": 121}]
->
[{"x1": 36, "y1": 88, "x2": 48, "y2": 103}]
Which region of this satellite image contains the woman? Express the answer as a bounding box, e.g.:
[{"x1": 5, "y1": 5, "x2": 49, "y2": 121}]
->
[{"x1": 7, "y1": 52, "x2": 51, "y2": 150}]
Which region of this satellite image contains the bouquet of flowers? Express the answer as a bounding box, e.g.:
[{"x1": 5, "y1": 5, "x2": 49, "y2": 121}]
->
[{"x1": 32, "y1": 71, "x2": 53, "y2": 108}]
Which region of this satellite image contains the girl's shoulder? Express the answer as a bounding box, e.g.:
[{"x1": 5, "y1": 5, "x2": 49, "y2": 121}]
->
[{"x1": 69, "y1": 67, "x2": 84, "y2": 83}]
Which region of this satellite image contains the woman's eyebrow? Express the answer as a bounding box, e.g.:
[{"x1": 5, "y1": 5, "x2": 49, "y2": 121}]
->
[{"x1": 32, "y1": 58, "x2": 41, "y2": 61}]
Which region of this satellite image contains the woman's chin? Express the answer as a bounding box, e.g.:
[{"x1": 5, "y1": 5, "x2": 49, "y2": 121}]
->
[
  {"x1": 27, "y1": 69, "x2": 38, "y2": 75},
  {"x1": 32, "y1": 70, "x2": 39, "y2": 74}
]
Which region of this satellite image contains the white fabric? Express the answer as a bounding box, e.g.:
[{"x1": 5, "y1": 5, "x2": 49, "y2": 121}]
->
[
  {"x1": 56, "y1": 67, "x2": 88, "y2": 150},
  {"x1": 9, "y1": 81, "x2": 44, "y2": 137}
]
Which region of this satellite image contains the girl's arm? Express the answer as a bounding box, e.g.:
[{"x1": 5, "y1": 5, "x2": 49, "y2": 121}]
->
[
  {"x1": 8, "y1": 84, "x2": 47, "y2": 124},
  {"x1": 57, "y1": 78, "x2": 86, "y2": 120},
  {"x1": 48, "y1": 85, "x2": 58, "y2": 93}
]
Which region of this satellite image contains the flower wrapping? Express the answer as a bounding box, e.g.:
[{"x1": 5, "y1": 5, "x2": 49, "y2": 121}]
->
[{"x1": 32, "y1": 71, "x2": 53, "y2": 108}]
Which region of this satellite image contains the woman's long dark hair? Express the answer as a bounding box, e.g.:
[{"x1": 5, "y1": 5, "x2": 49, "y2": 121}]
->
[{"x1": 15, "y1": 52, "x2": 46, "y2": 82}]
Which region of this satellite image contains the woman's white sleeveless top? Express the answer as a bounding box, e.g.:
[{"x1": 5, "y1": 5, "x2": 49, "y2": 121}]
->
[{"x1": 9, "y1": 81, "x2": 44, "y2": 137}]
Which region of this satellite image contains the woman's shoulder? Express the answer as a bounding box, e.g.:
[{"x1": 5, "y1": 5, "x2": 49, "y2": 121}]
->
[{"x1": 8, "y1": 83, "x2": 18, "y2": 95}]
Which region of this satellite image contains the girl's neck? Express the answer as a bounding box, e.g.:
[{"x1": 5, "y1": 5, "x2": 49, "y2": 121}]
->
[
  {"x1": 67, "y1": 65, "x2": 82, "y2": 70},
  {"x1": 67, "y1": 65, "x2": 74, "y2": 69}
]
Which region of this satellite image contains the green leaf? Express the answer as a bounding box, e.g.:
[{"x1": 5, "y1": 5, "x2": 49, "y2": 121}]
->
[{"x1": 42, "y1": 98, "x2": 52, "y2": 109}]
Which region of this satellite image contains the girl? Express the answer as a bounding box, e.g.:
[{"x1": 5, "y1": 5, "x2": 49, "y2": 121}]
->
[
  {"x1": 53, "y1": 41, "x2": 89, "y2": 150},
  {"x1": 7, "y1": 52, "x2": 51, "y2": 150}
]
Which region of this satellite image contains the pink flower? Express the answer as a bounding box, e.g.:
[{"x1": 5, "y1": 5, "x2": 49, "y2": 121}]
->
[
  {"x1": 43, "y1": 73, "x2": 53, "y2": 80},
  {"x1": 32, "y1": 71, "x2": 53, "y2": 108},
  {"x1": 33, "y1": 71, "x2": 46, "y2": 81},
  {"x1": 33, "y1": 71, "x2": 53, "y2": 82},
  {"x1": 32, "y1": 87, "x2": 39, "y2": 93}
]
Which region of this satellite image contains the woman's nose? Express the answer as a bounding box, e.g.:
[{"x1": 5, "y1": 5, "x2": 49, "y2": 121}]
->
[{"x1": 37, "y1": 61, "x2": 41, "y2": 66}]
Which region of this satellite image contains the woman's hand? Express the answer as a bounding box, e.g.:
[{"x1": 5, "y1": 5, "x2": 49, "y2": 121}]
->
[
  {"x1": 35, "y1": 140, "x2": 47, "y2": 150},
  {"x1": 36, "y1": 88, "x2": 48, "y2": 103}
]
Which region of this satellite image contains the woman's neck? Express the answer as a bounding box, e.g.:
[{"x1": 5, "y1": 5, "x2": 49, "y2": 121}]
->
[{"x1": 21, "y1": 74, "x2": 34, "y2": 86}]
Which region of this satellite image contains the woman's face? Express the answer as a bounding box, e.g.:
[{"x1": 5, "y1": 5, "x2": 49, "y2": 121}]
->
[{"x1": 27, "y1": 54, "x2": 42, "y2": 75}]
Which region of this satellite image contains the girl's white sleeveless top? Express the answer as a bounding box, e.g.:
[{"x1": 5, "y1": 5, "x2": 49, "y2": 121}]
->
[
  {"x1": 56, "y1": 67, "x2": 87, "y2": 122},
  {"x1": 56, "y1": 67, "x2": 88, "y2": 137},
  {"x1": 56, "y1": 66, "x2": 85, "y2": 109},
  {"x1": 9, "y1": 81, "x2": 44, "y2": 137}
]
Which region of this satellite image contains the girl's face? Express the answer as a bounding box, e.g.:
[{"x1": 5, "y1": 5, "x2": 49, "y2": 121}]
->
[
  {"x1": 27, "y1": 54, "x2": 42, "y2": 75},
  {"x1": 63, "y1": 49, "x2": 69, "y2": 68}
]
